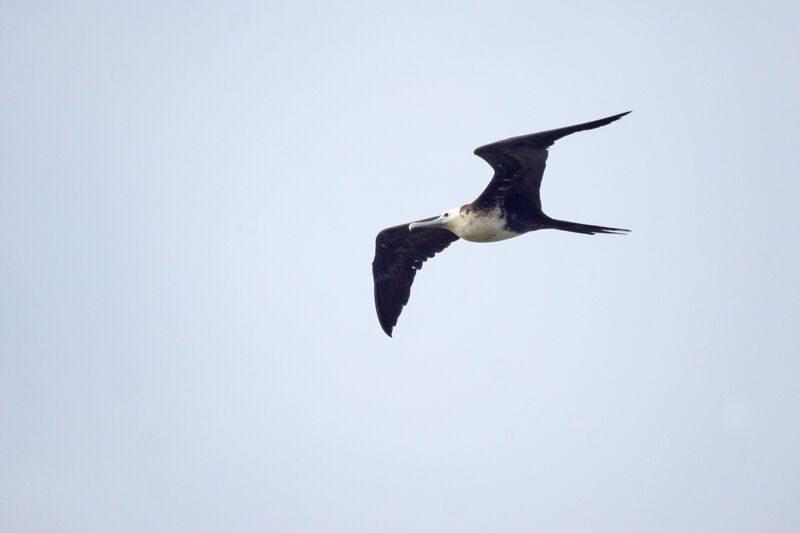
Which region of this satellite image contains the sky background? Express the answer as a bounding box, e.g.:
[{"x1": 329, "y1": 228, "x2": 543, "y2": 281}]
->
[{"x1": 2, "y1": 1, "x2": 799, "y2": 531}]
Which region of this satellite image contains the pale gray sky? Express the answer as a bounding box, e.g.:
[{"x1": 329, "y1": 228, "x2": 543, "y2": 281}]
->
[{"x1": 2, "y1": 1, "x2": 799, "y2": 532}]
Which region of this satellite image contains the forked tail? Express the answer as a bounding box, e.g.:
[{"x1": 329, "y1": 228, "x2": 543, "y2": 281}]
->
[{"x1": 549, "y1": 218, "x2": 630, "y2": 235}]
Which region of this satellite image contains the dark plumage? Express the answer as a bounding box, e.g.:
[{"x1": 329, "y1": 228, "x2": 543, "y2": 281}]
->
[
  {"x1": 372, "y1": 219, "x2": 459, "y2": 336},
  {"x1": 372, "y1": 112, "x2": 631, "y2": 336}
]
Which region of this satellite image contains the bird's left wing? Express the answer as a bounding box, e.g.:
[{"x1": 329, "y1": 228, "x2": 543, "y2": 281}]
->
[
  {"x1": 471, "y1": 145, "x2": 549, "y2": 213},
  {"x1": 471, "y1": 112, "x2": 631, "y2": 212},
  {"x1": 372, "y1": 218, "x2": 460, "y2": 337}
]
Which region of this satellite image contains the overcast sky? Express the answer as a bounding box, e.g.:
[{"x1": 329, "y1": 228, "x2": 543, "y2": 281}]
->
[{"x1": 2, "y1": 1, "x2": 799, "y2": 532}]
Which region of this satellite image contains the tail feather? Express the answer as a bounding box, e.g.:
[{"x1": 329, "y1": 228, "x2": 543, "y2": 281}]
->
[{"x1": 550, "y1": 219, "x2": 630, "y2": 235}]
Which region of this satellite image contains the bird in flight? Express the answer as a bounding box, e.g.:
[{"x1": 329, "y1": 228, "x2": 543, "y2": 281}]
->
[{"x1": 372, "y1": 112, "x2": 630, "y2": 336}]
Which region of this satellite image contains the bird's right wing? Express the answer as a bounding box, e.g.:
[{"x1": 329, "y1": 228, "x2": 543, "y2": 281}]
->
[{"x1": 372, "y1": 218, "x2": 460, "y2": 337}]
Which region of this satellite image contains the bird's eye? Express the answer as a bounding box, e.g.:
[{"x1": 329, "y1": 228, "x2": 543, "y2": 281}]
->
[{"x1": 443, "y1": 213, "x2": 449, "y2": 217}]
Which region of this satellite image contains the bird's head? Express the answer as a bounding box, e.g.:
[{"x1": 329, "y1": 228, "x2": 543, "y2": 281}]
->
[{"x1": 408, "y1": 208, "x2": 462, "y2": 232}]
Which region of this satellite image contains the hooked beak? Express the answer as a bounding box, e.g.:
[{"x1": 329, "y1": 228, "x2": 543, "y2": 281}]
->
[{"x1": 409, "y1": 216, "x2": 447, "y2": 231}]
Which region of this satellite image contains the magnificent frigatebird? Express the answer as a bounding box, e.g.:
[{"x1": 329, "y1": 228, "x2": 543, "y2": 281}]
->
[{"x1": 372, "y1": 112, "x2": 630, "y2": 336}]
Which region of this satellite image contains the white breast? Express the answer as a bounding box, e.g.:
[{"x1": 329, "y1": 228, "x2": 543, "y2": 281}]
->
[{"x1": 455, "y1": 208, "x2": 520, "y2": 243}]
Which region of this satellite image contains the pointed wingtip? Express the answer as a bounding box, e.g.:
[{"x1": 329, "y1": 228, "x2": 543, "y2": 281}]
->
[
  {"x1": 378, "y1": 319, "x2": 394, "y2": 337},
  {"x1": 599, "y1": 226, "x2": 631, "y2": 235},
  {"x1": 474, "y1": 110, "x2": 632, "y2": 156},
  {"x1": 378, "y1": 317, "x2": 394, "y2": 337},
  {"x1": 607, "y1": 110, "x2": 632, "y2": 122}
]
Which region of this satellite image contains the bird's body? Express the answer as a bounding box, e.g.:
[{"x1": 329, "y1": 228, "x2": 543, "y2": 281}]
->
[
  {"x1": 372, "y1": 112, "x2": 631, "y2": 336},
  {"x1": 433, "y1": 206, "x2": 520, "y2": 243}
]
